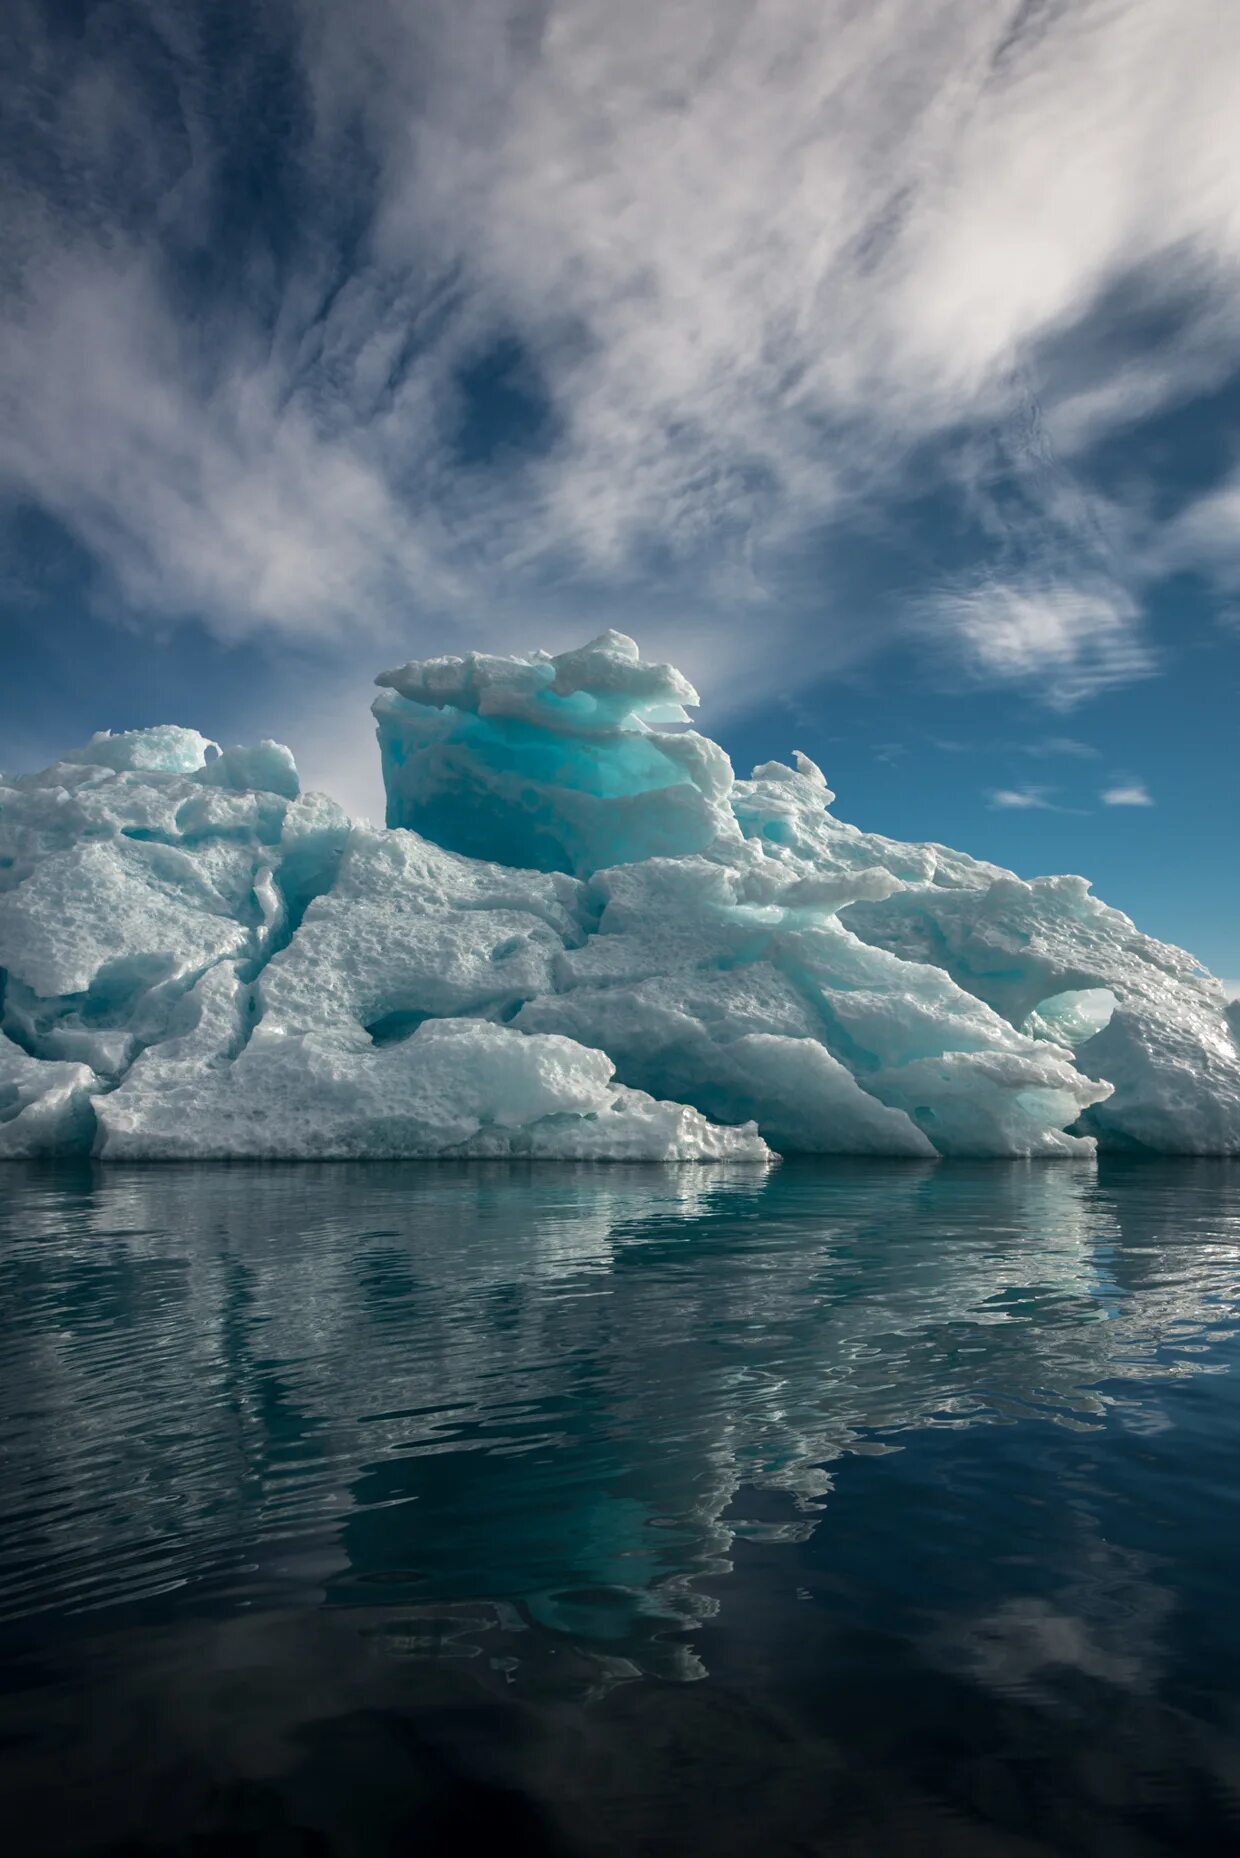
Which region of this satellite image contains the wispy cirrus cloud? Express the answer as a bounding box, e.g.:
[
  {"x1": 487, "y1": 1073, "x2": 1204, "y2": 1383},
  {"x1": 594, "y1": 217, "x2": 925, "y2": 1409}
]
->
[
  {"x1": 926, "y1": 579, "x2": 1155, "y2": 708},
  {"x1": 1144, "y1": 471, "x2": 1240, "y2": 594},
  {"x1": 1022, "y1": 736, "x2": 1100, "y2": 759},
  {"x1": 3, "y1": 0, "x2": 1240, "y2": 711}
]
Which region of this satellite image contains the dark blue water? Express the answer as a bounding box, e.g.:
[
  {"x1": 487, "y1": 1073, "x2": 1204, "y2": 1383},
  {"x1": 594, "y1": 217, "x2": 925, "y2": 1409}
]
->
[{"x1": 2, "y1": 1157, "x2": 1239, "y2": 1856}]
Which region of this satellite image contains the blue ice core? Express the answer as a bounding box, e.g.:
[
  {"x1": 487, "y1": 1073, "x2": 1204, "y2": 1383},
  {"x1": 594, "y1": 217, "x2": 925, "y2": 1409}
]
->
[{"x1": 373, "y1": 631, "x2": 736, "y2": 875}]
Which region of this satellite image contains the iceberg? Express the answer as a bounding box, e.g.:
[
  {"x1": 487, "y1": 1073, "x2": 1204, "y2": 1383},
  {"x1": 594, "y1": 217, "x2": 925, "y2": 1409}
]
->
[{"x1": 2, "y1": 632, "x2": 1237, "y2": 1159}]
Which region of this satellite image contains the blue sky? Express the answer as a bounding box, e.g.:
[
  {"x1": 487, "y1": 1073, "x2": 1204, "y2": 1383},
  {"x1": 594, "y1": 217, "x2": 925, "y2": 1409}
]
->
[{"x1": 2, "y1": 0, "x2": 1238, "y2": 984}]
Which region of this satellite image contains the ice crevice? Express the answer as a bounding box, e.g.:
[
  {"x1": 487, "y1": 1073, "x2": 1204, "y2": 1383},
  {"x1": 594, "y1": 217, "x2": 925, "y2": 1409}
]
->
[{"x1": 2, "y1": 633, "x2": 1239, "y2": 1160}]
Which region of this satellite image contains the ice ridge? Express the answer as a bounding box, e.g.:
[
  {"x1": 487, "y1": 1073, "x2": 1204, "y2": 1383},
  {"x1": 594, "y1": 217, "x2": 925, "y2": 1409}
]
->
[{"x1": 3, "y1": 633, "x2": 1238, "y2": 1160}]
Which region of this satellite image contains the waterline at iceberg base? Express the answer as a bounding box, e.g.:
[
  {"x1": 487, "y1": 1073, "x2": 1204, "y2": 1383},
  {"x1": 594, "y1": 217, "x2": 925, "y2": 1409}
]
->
[{"x1": 2, "y1": 632, "x2": 1238, "y2": 1161}]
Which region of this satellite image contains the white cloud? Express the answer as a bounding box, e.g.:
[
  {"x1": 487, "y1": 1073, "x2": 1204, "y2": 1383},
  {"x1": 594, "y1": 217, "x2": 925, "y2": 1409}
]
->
[
  {"x1": 1101, "y1": 780, "x2": 1154, "y2": 806},
  {"x1": 928, "y1": 579, "x2": 1155, "y2": 707},
  {"x1": 1146, "y1": 471, "x2": 1240, "y2": 590},
  {"x1": 988, "y1": 785, "x2": 1057, "y2": 810},
  {"x1": 3, "y1": 0, "x2": 1240, "y2": 702},
  {"x1": 0, "y1": 257, "x2": 460, "y2": 647}
]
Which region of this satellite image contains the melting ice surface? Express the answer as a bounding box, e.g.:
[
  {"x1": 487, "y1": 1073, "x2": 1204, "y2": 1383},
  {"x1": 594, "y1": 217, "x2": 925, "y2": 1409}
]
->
[{"x1": 3, "y1": 631, "x2": 1239, "y2": 1159}]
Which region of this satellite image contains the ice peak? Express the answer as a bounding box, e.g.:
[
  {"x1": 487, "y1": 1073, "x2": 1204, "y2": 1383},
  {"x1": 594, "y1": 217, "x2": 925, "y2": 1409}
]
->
[
  {"x1": 373, "y1": 634, "x2": 731, "y2": 875},
  {"x1": 375, "y1": 632, "x2": 698, "y2": 735},
  {"x1": 63, "y1": 726, "x2": 222, "y2": 775}
]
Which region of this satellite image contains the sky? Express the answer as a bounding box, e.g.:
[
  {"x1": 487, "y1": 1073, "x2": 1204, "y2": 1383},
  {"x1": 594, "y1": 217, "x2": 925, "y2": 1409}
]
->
[{"x1": 1, "y1": 0, "x2": 1238, "y2": 986}]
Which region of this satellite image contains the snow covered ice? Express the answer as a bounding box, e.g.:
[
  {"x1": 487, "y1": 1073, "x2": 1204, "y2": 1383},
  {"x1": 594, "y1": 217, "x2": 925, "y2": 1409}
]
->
[{"x1": 3, "y1": 631, "x2": 1239, "y2": 1160}]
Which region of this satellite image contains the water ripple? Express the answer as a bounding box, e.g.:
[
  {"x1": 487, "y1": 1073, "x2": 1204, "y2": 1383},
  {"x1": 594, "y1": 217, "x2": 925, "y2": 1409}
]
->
[{"x1": 1, "y1": 1156, "x2": 1238, "y2": 1651}]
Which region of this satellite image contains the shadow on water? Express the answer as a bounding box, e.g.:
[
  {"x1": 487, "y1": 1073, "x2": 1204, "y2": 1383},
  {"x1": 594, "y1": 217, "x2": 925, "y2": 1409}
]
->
[{"x1": 1, "y1": 1155, "x2": 1239, "y2": 1854}]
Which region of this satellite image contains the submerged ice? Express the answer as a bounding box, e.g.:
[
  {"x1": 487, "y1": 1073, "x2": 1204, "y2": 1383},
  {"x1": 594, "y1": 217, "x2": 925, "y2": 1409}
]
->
[{"x1": 3, "y1": 631, "x2": 1238, "y2": 1160}]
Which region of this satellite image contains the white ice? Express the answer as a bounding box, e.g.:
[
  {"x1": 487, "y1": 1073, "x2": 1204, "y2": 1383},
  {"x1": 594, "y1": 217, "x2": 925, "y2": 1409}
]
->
[{"x1": 3, "y1": 632, "x2": 1238, "y2": 1159}]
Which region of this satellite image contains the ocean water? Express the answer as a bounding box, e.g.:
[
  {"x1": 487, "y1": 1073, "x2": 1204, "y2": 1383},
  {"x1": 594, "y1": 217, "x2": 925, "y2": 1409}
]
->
[{"x1": 1, "y1": 1155, "x2": 1239, "y2": 1856}]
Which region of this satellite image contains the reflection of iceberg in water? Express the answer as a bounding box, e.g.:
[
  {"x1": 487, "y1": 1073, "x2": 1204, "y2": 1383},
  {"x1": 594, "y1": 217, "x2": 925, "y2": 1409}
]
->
[{"x1": 1, "y1": 1159, "x2": 1238, "y2": 1680}]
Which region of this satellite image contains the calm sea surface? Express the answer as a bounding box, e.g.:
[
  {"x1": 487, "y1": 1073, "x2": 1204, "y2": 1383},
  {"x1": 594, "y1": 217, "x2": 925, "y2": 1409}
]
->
[{"x1": 2, "y1": 1156, "x2": 1239, "y2": 1856}]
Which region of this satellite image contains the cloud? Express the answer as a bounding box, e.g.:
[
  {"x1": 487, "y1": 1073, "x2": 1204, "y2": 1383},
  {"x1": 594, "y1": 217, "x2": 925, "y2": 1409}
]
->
[
  {"x1": 0, "y1": 257, "x2": 459, "y2": 647},
  {"x1": 1146, "y1": 470, "x2": 1240, "y2": 591},
  {"x1": 928, "y1": 579, "x2": 1155, "y2": 707},
  {"x1": 1023, "y1": 736, "x2": 1100, "y2": 759},
  {"x1": 1101, "y1": 780, "x2": 1154, "y2": 806},
  {"x1": 988, "y1": 785, "x2": 1058, "y2": 810},
  {"x1": 3, "y1": 0, "x2": 1240, "y2": 703}
]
